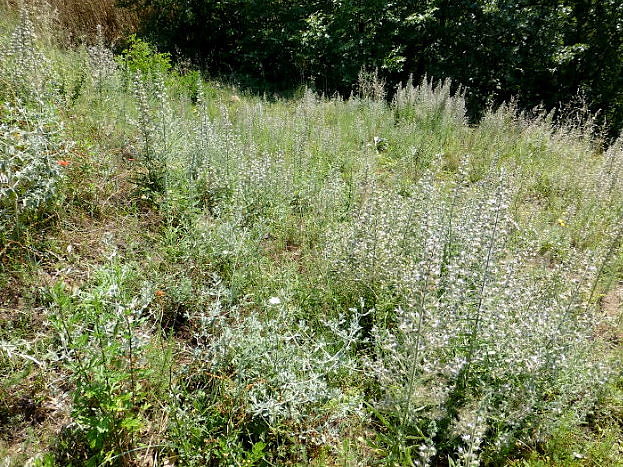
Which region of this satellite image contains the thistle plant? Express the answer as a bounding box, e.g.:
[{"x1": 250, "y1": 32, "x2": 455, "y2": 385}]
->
[
  {"x1": 0, "y1": 101, "x2": 72, "y2": 247},
  {"x1": 0, "y1": 7, "x2": 51, "y2": 99}
]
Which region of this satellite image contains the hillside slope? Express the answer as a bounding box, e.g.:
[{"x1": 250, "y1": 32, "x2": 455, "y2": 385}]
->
[{"x1": 1, "y1": 8, "x2": 623, "y2": 466}]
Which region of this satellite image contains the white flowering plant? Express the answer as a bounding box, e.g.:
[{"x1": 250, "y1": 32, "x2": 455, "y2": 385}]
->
[
  {"x1": 0, "y1": 102, "x2": 72, "y2": 246},
  {"x1": 325, "y1": 163, "x2": 617, "y2": 464}
]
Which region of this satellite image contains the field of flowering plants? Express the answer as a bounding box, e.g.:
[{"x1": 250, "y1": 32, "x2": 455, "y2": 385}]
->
[{"x1": 1, "y1": 6, "x2": 623, "y2": 466}]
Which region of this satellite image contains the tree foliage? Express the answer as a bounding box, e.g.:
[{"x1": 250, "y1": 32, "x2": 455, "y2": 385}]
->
[{"x1": 125, "y1": 0, "x2": 623, "y2": 133}]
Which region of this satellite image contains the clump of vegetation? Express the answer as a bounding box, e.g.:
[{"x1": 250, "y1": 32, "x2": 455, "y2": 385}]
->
[
  {"x1": 0, "y1": 9, "x2": 74, "y2": 251},
  {"x1": 1, "y1": 5, "x2": 623, "y2": 466},
  {"x1": 0, "y1": 102, "x2": 73, "y2": 250}
]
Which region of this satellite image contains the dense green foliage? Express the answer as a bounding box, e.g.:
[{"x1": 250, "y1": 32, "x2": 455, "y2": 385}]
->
[{"x1": 126, "y1": 0, "x2": 623, "y2": 134}]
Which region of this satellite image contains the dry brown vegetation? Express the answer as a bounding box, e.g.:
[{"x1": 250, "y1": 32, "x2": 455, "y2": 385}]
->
[{"x1": 5, "y1": 0, "x2": 138, "y2": 43}]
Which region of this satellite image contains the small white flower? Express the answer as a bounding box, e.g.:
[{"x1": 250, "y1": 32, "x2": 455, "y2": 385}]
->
[{"x1": 268, "y1": 296, "x2": 281, "y2": 305}]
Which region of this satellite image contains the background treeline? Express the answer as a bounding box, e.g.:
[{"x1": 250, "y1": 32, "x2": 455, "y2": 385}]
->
[{"x1": 122, "y1": 0, "x2": 623, "y2": 136}]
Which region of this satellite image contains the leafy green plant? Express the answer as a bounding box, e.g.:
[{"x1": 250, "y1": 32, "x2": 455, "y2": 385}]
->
[
  {"x1": 48, "y1": 265, "x2": 150, "y2": 465},
  {"x1": 119, "y1": 34, "x2": 171, "y2": 78}
]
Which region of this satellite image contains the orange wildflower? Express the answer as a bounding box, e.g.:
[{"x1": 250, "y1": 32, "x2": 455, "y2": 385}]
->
[
  {"x1": 57, "y1": 160, "x2": 70, "y2": 167},
  {"x1": 155, "y1": 289, "x2": 166, "y2": 297}
]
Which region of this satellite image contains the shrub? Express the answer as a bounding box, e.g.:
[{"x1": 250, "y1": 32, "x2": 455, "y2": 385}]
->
[{"x1": 119, "y1": 34, "x2": 171, "y2": 78}]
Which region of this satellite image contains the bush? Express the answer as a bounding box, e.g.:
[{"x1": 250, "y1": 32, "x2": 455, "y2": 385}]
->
[{"x1": 119, "y1": 34, "x2": 171, "y2": 78}]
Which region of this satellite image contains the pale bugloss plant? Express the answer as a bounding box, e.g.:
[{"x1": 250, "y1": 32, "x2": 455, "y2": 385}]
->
[
  {"x1": 324, "y1": 172, "x2": 447, "y2": 308},
  {"x1": 0, "y1": 7, "x2": 51, "y2": 99},
  {"x1": 357, "y1": 69, "x2": 386, "y2": 102},
  {"x1": 600, "y1": 135, "x2": 623, "y2": 200},
  {"x1": 188, "y1": 94, "x2": 243, "y2": 196},
  {"x1": 392, "y1": 76, "x2": 466, "y2": 131},
  {"x1": 87, "y1": 25, "x2": 118, "y2": 94},
  {"x1": 0, "y1": 102, "x2": 72, "y2": 245},
  {"x1": 187, "y1": 80, "x2": 215, "y2": 184},
  {"x1": 326, "y1": 163, "x2": 614, "y2": 464},
  {"x1": 131, "y1": 72, "x2": 180, "y2": 197}
]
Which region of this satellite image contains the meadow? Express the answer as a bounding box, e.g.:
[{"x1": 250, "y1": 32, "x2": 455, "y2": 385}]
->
[{"x1": 1, "y1": 6, "x2": 623, "y2": 466}]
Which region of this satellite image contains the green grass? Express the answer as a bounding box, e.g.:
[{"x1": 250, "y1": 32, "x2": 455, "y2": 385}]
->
[{"x1": 1, "y1": 7, "x2": 623, "y2": 466}]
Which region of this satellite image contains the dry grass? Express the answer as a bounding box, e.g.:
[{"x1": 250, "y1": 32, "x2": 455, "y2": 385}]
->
[{"x1": 5, "y1": 0, "x2": 138, "y2": 43}]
